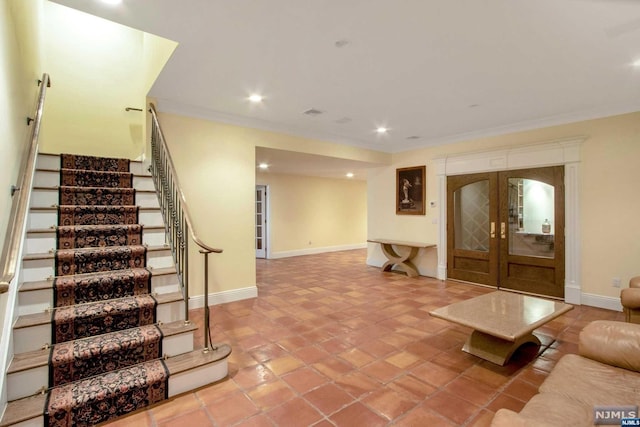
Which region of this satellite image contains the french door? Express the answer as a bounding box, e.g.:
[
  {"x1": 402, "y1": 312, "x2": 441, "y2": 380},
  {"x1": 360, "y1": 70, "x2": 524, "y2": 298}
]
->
[
  {"x1": 447, "y1": 166, "x2": 565, "y2": 298},
  {"x1": 256, "y1": 185, "x2": 266, "y2": 258}
]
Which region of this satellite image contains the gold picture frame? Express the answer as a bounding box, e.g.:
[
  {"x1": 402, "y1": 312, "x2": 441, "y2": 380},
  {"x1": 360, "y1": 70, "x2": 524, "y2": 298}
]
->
[{"x1": 396, "y1": 165, "x2": 426, "y2": 215}]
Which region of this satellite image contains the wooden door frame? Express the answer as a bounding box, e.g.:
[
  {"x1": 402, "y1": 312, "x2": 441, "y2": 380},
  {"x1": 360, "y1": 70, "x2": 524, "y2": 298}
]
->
[{"x1": 434, "y1": 138, "x2": 584, "y2": 305}]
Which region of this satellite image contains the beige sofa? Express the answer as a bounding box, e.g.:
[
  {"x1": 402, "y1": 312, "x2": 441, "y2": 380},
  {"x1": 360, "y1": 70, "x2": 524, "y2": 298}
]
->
[
  {"x1": 491, "y1": 320, "x2": 640, "y2": 426},
  {"x1": 621, "y1": 276, "x2": 640, "y2": 324}
]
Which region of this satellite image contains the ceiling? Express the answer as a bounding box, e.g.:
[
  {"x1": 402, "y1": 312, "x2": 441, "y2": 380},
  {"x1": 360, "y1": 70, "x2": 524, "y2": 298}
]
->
[{"x1": 51, "y1": 0, "x2": 640, "y2": 176}]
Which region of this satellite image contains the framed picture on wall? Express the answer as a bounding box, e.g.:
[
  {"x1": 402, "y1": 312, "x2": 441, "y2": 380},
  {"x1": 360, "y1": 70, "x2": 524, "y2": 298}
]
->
[{"x1": 396, "y1": 165, "x2": 426, "y2": 215}]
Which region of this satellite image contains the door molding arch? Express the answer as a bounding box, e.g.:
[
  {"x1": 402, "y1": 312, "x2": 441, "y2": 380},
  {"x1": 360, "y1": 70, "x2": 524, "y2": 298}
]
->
[{"x1": 434, "y1": 137, "x2": 584, "y2": 304}]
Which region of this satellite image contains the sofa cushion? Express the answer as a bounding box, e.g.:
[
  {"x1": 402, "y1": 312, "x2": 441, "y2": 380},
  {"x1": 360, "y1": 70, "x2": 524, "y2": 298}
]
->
[
  {"x1": 518, "y1": 393, "x2": 594, "y2": 426},
  {"x1": 539, "y1": 354, "x2": 640, "y2": 405},
  {"x1": 579, "y1": 320, "x2": 640, "y2": 371}
]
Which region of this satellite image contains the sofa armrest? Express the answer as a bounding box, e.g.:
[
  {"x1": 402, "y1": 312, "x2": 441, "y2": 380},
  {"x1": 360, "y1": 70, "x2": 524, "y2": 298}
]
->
[
  {"x1": 621, "y1": 287, "x2": 640, "y2": 309},
  {"x1": 579, "y1": 320, "x2": 640, "y2": 372}
]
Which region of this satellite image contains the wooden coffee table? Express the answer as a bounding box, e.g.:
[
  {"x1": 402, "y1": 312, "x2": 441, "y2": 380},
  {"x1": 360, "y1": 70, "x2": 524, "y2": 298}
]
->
[{"x1": 429, "y1": 291, "x2": 573, "y2": 365}]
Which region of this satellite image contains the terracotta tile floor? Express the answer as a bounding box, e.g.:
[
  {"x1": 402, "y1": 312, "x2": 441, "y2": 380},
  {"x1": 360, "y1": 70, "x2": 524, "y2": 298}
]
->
[{"x1": 104, "y1": 249, "x2": 624, "y2": 426}]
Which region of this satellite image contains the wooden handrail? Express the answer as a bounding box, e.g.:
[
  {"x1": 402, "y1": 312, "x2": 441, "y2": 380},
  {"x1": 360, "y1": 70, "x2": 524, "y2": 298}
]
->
[
  {"x1": 0, "y1": 73, "x2": 50, "y2": 294},
  {"x1": 148, "y1": 103, "x2": 222, "y2": 255}
]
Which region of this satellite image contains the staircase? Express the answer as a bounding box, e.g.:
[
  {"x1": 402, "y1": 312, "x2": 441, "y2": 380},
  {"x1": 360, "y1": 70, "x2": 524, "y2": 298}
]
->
[{"x1": 0, "y1": 153, "x2": 230, "y2": 427}]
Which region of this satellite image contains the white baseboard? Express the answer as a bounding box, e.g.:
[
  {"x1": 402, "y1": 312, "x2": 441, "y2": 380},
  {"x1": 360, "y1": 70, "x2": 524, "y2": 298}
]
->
[
  {"x1": 581, "y1": 292, "x2": 623, "y2": 312},
  {"x1": 270, "y1": 243, "x2": 367, "y2": 259},
  {"x1": 188, "y1": 286, "x2": 258, "y2": 310}
]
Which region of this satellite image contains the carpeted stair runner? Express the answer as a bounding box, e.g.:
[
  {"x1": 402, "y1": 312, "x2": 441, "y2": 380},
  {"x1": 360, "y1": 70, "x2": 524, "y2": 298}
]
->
[
  {"x1": 57, "y1": 205, "x2": 139, "y2": 226},
  {"x1": 53, "y1": 268, "x2": 151, "y2": 306},
  {"x1": 45, "y1": 360, "x2": 168, "y2": 427},
  {"x1": 57, "y1": 224, "x2": 143, "y2": 249},
  {"x1": 41, "y1": 153, "x2": 169, "y2": 426},
  {"x1": 52, "y1": 294, "x2": 157, "y2": 343}
]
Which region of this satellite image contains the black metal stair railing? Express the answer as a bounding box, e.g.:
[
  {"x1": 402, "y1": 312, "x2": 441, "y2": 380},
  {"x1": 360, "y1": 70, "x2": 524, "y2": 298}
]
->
[{"x1": 148, "y1": 103, "x2": 222, "y2": 352}]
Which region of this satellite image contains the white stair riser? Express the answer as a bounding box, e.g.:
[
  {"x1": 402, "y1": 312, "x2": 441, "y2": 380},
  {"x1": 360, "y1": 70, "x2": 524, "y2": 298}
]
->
[
  {"x1": 6, "y1": 366, "x2": 47, "y2": 402},
  {"x1": 30, "y1": 190, "x2": 158, "y2": 209},
  {"x1": 18, "y1": 273, "x2": 180, "y2": 316},
  {"x1": 169, "y1": 358, "x2": 228, "y2": 397},
  {"x1": 21, "y1": 248, "x2": 174, "y2": 282},
  {"x1": 35, "y1": 155, "x2": 58, "y2": 169},
  {"x1": 25, "y1": 228, "x2": 167, "y2": 255},
  {"x1": 133, "y1": 176, "x2": 155, "y2": 191},
  {"x1": 7, "y1": 330, "x2": 194, "y2": 401},
  {"x1": 13, "y1": 324, "x2": 49, "y2": 354},
  {"x1": 13, "y1": 299, "x2": 185, "y2": 354}
]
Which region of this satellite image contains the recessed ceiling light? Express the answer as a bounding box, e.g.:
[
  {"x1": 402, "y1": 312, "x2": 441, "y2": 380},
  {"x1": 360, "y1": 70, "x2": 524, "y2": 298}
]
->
[
  {"x1": 258, "y1": 163, "x2": 269, "y2": 169},
  {"x1": 346, "y1": 172, "x2": 354, "y2": 178},
  {"x1": 376, "y1": 127, "x2": 388, "y2": 134},
  {"x1": 248, "y1": 94, "x2": 264, "y2": 103},
  {"x1": 633, "y1": 59, "x2": 640, "y2": 67}
]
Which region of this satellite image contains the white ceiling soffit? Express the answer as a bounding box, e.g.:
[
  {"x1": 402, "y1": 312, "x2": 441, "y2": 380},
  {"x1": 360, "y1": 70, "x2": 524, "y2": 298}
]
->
[
  {"x1": 52, "y1": 0, "x2": 640, "y2": 153},
  {"x1": 255, "y1": 147, "x2": 385, "y2": 180}
]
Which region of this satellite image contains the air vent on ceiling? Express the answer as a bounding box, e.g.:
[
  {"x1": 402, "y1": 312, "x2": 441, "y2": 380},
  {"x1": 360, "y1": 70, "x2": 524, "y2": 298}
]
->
[
  {"x1": 303, "y1": 108, "x2": 324, "y2": 116},
  {"x1": 406, "y1": 135, "x2": 422, "y2": 140},
  {"x1": 335, "y1": 117, "x2": 352, "y2": 124}
]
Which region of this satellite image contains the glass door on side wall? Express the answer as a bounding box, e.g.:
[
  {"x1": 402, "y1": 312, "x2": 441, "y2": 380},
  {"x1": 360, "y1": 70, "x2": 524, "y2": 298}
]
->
[
  {"x1": 256, "y1": 185, "x2": 266, "y2": 258},
  {"x1": 447, "y1": 166, "x2": 565, "y2": 298}
]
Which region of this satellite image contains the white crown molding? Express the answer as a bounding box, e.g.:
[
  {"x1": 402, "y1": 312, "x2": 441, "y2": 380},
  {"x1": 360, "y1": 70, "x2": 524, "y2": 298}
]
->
[
  {"x1": 154, "y1": 99, "x2": 385, "y2": 152},
  {"x1": 397, "y1": 101, "x2": 640, "y2": 152},
  {"x1": 156, "y1": 99, "x2": 640, "y2": 155}
]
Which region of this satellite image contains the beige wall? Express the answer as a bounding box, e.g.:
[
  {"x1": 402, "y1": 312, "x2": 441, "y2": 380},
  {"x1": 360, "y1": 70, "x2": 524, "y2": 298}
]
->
[
  {"x1": 39, "y1": 2, "x2": 174, "y2": 160},
  {"x1": 156, "y1": 111, "x2": 384, "y2": 296},
  {"x1": 367, "y1": 112, "x2": 640, "y2": 302},
  {"x1": 257, "y1": 173, "x2": 367, "y2": 256},
  {"x1": 0, "y1": 0, "x2": 44, "y2": 254}
]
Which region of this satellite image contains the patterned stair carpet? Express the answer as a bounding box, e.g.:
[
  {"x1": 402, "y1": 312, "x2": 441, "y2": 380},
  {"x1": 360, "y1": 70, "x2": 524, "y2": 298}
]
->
[{"x1": 44, "y1": 154, "x2": 168, "y2": 427}]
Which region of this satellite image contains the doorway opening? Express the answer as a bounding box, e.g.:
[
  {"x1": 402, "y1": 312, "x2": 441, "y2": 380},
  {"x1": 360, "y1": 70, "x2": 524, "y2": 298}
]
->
[
  {"x1": 447, "y1": 166, "x2": 565, "y2": 298},
  {"x1": 256, "y1": 185, "x2": 267, "y2": 258}
]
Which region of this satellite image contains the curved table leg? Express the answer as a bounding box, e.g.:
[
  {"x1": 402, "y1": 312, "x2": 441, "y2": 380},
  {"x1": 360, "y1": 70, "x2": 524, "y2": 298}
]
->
[
  {"x1": 380, "y1": 244, "x2": 420, "y2": 277},
  {"x1": 462, "y1": 330, "x2": 541, "y2": 366}
]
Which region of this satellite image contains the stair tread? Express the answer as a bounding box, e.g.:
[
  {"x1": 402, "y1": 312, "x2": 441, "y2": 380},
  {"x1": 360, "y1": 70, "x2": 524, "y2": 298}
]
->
[
  {"x1": 165, "y1": 345, "x2": 232, "y2": 376},
  {"x1": 1, "y1": 358, "x2": 166, "y2": 427},
  {"x1": 8, "y1": 320, "x2": 195, "y2": 374},
  {"x1": 24, "y1": 244, "x2": 170, "y2": 260},
  {"x1": 0, "y1": 393, "x2": 45, "y2": 427},
  {"x1": 15, "y1": 292, "x2": 183, "y2": 328},
  {"x1": 34, "y1": 185, "x2": 156, "y2": 193},
  {"x1": 20, "y1": 266, "x2": 177, "y2": 292},
  {"x1": 28, "y1": 224, "x2": 165, "y2": 233},
  {"x1": 30, "y1": 205, "x2": 159, "y2": 211}
]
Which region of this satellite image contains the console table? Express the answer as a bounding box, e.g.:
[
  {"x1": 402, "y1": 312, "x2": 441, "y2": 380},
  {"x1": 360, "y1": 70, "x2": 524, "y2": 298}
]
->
[{"x1": 367, "y1": 239, "x2": 436, "y2": 277}]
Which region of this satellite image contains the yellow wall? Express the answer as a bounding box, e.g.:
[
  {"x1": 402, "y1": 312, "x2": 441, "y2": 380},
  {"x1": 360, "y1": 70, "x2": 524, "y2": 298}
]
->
[
  {"x1": 257, "y1": 173, "x2": 367, "y2": 256},
  {"x1": 156, "y1": 111, "x2": 385, "y2": 296},
  {"x1": 156, "y1": 112, "x2": 257, "y2": 295},
  {"x1": 0, "y1": 0, "x2": 44, "y2": 250},
  {"x1": 367, "y1": 112, "x2": 640, "y2": 300},
  {"x1": 38, "y1": 2, "x2": 175, "y2": 161}
]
